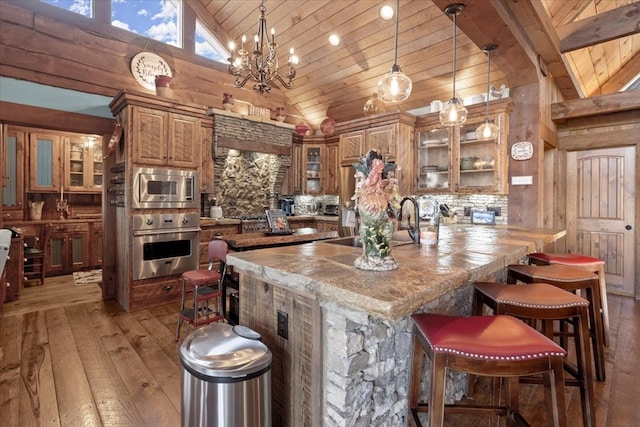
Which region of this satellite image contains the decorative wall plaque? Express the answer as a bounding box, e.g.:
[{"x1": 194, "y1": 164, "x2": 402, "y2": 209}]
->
[
  {"x1": 130, "y1": 52, "x2": 172, "y2": 91},
  {"x1": 511, "y1": 141, "x2": 534, "y2": 160}
]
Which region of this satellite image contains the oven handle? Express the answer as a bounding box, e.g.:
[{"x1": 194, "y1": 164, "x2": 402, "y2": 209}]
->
[{"x1": 133, "y1": 227, "x2": 201, "y2": 236}]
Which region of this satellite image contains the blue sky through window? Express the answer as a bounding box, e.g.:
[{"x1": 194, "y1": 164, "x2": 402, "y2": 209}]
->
[{"x1": 41, "y1": 0, "x2": 226, "y2": 62}]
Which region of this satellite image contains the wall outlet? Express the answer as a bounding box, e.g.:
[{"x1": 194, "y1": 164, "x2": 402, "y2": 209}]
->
[
  {"x1": 277, "y1": 310, "x2": 289, "y2": 339},
  {"x1": 487, "y1": 206, "x2": 502, "y2": 217},
  {"x1": 463, "y1": 206, "x2": 472, "y2": 217}
]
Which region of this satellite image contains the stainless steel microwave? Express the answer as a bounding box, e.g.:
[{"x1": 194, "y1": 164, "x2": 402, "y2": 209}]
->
[{"x1": 132, "y1": 167, "x2": 198, "y2": 209}]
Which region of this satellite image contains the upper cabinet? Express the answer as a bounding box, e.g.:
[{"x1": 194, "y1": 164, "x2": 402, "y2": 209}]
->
[
  {"x1": 131, "y1": 107, "x2": 200, "y2": 168},
  {"x1": 303, "y1": 143, "x2": 324, "y2": 194},
  {"x1": 337, "y1": 112, "x2": 416, "y2": 197},
  {"x1": 2, "y1": 126, "x2": 26, "y2": 220},
  {"x1": 109, "y1": 91, "x2": 208, "y2": 171},
  {"x1": 415, "y1": 99, "x2": 512, "y2": 195},
  {"x1": 65, "y1": 135, "x2": 103, "y2": 192},
  {"x1": 28, "y1": 131, "x2": 62, "y2": 193},
  {"x1": 27, "y1": 129, "x2": 103, "y2": 194}
]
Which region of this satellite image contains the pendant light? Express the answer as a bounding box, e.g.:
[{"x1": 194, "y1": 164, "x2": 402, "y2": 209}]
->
[
  {"x1": 440, "y1": 4, "x2": 467, "y2": 126},
  {"x1": 377, "y1": 0, "x2": 412, "y2": 102},
  {"x1": 476, "y1": 44, "x2": 499, "y2": 140}
]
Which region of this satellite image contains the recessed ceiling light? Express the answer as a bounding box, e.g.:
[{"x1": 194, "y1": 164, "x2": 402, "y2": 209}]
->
[
  {"x1": 328, "y1": 34, "x2": 340, "y2": 46},
  {"x1": 380, "y1": 5, "x2": 394, "y2": 20}
]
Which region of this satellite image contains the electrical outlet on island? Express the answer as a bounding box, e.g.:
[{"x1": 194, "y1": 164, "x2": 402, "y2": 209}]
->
[{"x1": 277, "y1": 310, "x2": 289, "y2": 339}]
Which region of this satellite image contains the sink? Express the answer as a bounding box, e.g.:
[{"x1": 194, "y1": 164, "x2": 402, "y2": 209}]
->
[{"x1": 325, "y1": 235, "x2": 414, "y2": 248}]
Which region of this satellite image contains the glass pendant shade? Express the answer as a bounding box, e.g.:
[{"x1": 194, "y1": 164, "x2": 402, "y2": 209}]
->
[
  {"x1": 439, "y1": 97, "x2": 467, "y2": 126},
  {"x1": 377, "y1": 65, "x2": 412, "y2": 102},
  {"x1": 377, "y1": 0, "x2": 411, "y2": 103},
  {"x1": 476, "y1": 44, "x2": 499, "y2": 140},
  {"x1": 476, "y1": 119, "x2": 499, "y2": 140},
  {"x1": 440, "y1": 3, "x2": 467, "y2": 126}
]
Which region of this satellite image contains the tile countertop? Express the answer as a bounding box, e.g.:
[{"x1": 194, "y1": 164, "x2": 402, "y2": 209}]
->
[{"x1": 226, "y1": 225, "x2": 566, "y2": 321}]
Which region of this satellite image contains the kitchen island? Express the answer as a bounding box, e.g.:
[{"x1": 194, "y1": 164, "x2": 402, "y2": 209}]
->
[
  {"x1": 217, "y1": 227, "x2": 339, "y2": 251},
  {"x1": 226, "y1": 225, "x2": 565, "y2": 427}
]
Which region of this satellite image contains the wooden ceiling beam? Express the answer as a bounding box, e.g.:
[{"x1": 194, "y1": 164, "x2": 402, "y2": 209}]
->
[
  {"x1": 430, "y1": 0, "x2": 540, "y2": 89},
  {"x1": 499, "y1": 0, "x2": 582, "y2": 99},
  {"x1": 551, "y1": 90, "x2": 640, "y2": 122},
  {"x1": 557, "y1": 2, "x2": 640, "y2": 53}
]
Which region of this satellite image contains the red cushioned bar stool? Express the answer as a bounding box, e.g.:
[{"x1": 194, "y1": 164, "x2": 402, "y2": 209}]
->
[
  {"x1": 408, "y1": 313, "x2": 568, "y2": 427},
  {"x1": 528, "y1": 253, "x2": 610, "y2": 347},
  {"x1": 472, "y1": 282, "x2": 596, "y2": 427},
  {"x1": 507, "y1": 263, "x2": 605, "y2": 382},
  {"x1": 175, "y1": 240, "x2": 228, "y2": 341}
]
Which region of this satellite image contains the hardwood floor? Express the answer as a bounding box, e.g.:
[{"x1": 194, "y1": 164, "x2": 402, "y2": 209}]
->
[{"x1": 1, "y1": 276, "x2": 638, "y2": 426}]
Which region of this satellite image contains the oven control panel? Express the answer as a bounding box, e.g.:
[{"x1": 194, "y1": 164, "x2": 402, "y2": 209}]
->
[{"x1": 133, "y1": 213, "x2": 200, "y2": 232}]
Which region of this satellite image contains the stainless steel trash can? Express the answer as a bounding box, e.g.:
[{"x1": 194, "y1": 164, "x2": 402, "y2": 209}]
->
[{"x1": 180, "y1": 323, "x2": 272, "y2": 427}]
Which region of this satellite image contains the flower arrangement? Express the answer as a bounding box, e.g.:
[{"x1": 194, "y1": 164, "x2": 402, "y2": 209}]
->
[{"x1": 351, "y1": 150, "x2": 402, "y2": 271}]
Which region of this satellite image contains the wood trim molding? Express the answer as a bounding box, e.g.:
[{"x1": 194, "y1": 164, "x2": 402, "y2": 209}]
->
[{"x1": 0, "y1": 101, "x2": 114, "y2": 135}]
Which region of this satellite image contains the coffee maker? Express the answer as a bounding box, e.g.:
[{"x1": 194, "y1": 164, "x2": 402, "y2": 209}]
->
[{"x1": 280, "y1": 197, "x2": 295, "y2": 216}]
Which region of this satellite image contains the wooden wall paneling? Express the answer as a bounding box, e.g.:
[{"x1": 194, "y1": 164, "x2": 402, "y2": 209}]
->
[
  {"x1": 200, "y1": 117, "x2": 214, "y2": 195},
  {"x1": 0, "y1": 102, "x2": 114, "y2": 135},
  {"x1": 507, "y1": 83, "x2": 544, "y2": 227},
  {"x1": 239, "y1": 273, "x2": 321, "y2": 427}
]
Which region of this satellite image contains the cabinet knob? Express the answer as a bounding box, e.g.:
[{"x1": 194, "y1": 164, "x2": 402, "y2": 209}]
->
[{"x1": 162, "y1": 285, "x2": 173, "y2": 292}]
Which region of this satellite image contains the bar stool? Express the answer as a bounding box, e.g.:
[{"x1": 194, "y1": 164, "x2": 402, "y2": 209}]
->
[
  {"x1": 175, "y1": 240, "x2": 228, "y2": 341},
  {"x1": 507, "y1": 263, "x2": 605, "y2": 382},
  {"x1": 528, "y1": 253, "x2": 610, "y2": 347},
  {"x1": 472, "y1": 282, "x2": 595, "y2": 427},
  {"x1": 409, "y1": 313, "x2": 568, "y2": 427}
]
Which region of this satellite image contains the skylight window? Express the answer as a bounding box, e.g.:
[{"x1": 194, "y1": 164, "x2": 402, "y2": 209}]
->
[
  {"x1": 41, "y1": 0, "x2": 93, "y2": 17},
  {"x1": 111, "y1": 0, "x2": 182, "y2": 48},
  {"x1": 195, "y1": 20, "x2": 229, "y2": 64}
]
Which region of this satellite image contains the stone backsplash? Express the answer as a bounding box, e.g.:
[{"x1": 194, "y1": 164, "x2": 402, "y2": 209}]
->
[{"x1": 210, "y1": 110, "x2": 294, "y2": 217}]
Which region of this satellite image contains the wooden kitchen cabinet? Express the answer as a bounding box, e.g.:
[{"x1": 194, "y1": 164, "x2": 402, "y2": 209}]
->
[
  {"x1": 28, "y1": 131, "x2": 62, "y2": 193},
  {"x1": 90, "y1": 221, "x2": 103, "y2": 267},
  {"x1": 336, "y1": 112, "x2": 416, "y2": 196},
  {"x1": 199, "y1": 223, "x2": 241, "y2": 269},
  {"x1": 1, "y1": 125, "x2": 25, "y2": 220},
  {"x1": 45, "y1": 222, "x2": 90, "y2": 276},
  {"x1": 324, "y1": 138, "x2": 339, "y2": 195},
  {"x1": 131, "y1": 106, "x2": 200, "y2": 169},
  {"x1": 303, "y1": 143, "x2": 324, "y2": 194},
  {"x1": 289, "y1": 139, "x2": 303, "y2": 194},
  {"x1": 65, "y1": 135, "x2": 103, "y2": 193},
  {"x1": 415, "y1": 99, "x2": 512, "y2": 195}
]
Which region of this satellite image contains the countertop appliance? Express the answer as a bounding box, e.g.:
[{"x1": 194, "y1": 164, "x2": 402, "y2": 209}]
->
[
  {"x1": 279, "y1": 198, "x2": 295, "y2": 216},
  {"x1": 323, "y1": 204, "x2": 339, "y2": 216}
]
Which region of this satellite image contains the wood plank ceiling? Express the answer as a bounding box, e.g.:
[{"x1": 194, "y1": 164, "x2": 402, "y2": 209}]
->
[{"x1": 198, "y1": 0, "x2": 639, "y2": 128}]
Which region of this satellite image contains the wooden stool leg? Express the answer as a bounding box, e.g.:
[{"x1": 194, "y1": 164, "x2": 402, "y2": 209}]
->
[
  {"x1": 409, "y1": 334, "x2": 425, "y2": 426},
  {"x1": 596, "y1": 265, "x2": 610, "y2": 347},
  {"x1": 429, "y1": 354, "x2": 447, "y2": 427},
  {"x1": 585, "y1": 285, "x2": 606, "y2": 381},
  {"x1": 546, "y1": 356, "x2": 568, "y2": 427}
]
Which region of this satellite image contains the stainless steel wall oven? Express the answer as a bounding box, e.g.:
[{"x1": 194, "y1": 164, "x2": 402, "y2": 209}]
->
[{"x1": 132, "y1": 213, "x2": 200, "y2": 280}]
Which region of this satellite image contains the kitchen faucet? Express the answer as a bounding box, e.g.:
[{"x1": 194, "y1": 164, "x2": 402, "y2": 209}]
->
[{"x1": 398, "y1": 197, "x2": 420, "y2": 245}]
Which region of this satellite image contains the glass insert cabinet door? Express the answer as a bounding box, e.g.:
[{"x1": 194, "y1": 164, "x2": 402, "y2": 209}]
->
[
  {"x1": 305, "y1": 145, "x2": 322, "y2": 193},
  {"x1": 456, "y1": 118, "x2": 501, "y2": 192},
  {"x1": 416, "y1": 127, "x2": 450, "y2": 191},
  {"x1": 66, "y1": 136, "x2": 103, "y2": 192}
]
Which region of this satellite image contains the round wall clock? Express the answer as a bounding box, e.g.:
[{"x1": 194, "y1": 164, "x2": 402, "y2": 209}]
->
[
  {"x1": 511, "y1": 141, "x2": 534, "y2": 160},
  {"x1": 130, "y1": 52, "x2": 172, "y2": 91}
]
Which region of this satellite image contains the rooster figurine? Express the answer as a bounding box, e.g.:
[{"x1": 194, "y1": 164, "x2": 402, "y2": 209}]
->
[{"x1": 351, "y1": 150, "x2": 401, "y2": 271}]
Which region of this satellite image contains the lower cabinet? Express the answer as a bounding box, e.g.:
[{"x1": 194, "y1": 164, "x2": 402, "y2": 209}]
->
[
  {"x1": 45, "y1": 223, "x2": 90, "y2": 276},
  {"x1": 199, "y1": 223, "x2": 241, "y2": 268}
]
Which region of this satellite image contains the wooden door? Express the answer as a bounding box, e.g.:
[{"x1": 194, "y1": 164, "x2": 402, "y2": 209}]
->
[{"x1": 567, "y1": 147, "x2": 636, "y2": 297}]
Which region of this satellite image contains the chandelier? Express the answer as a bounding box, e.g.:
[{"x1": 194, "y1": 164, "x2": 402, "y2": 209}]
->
[
  {"x1": 440, "y1": 4, "x2": 467, "y2": 126},
  {"x1": 476, "y1": 44, "x2": 499, "y2": 140},
  {"x1": 377, "y1": 0, "x2": 412, "y2": 102},
  {"x1": 227, "y1": 0, "x2": 298, "y2": 94}
]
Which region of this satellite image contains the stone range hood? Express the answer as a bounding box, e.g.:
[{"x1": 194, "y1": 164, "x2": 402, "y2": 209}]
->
[{"x1": 209, "y1": 109, "x2": 294, "y2": 217}]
